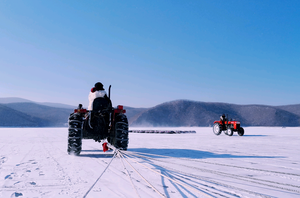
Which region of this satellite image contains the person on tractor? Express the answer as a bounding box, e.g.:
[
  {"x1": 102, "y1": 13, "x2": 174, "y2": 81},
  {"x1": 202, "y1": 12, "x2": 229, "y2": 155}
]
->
[
  {"x1": 87, "y1": 82, "x2": 112, "y2": 151},
  {"x1": 88, "y1": 82, "x2": 111, "y2": 110},
  {"x1": 220, "y1": 114, "x2": 227, "y2": 129}
]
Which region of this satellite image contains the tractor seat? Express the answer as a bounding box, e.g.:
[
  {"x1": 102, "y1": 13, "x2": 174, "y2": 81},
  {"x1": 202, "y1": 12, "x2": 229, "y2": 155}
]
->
[{"x1": 92, "y1": 97, "x2": 110, "y2": 112}]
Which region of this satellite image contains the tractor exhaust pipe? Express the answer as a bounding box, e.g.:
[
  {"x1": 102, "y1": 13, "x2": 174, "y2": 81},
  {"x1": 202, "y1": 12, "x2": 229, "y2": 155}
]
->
[{"x1": 108, "y1": 85, "x2": 111, "y2": 99}]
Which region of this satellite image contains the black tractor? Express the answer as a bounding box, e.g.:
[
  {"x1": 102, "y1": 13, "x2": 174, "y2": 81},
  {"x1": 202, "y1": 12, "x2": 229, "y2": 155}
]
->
[{"x1": 67, "y1": 86, "x2": 129, "y2": 155}]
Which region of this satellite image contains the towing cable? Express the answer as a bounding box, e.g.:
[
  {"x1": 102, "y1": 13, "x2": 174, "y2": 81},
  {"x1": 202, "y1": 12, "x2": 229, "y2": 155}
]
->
[{"x1": 83, "y1": 151, "x2": 118, "y2": 198}]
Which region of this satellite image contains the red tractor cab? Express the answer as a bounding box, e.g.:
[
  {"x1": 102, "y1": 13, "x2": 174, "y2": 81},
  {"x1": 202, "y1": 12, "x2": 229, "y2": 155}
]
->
[{"x1": 213, "y1": 118, "x2": 244, "y2": 136}]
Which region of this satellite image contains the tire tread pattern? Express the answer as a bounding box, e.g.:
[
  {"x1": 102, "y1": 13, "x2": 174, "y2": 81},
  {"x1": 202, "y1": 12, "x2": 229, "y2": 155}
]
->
[
  {"x1": 112, "y1": 114, "x2": 129, "y2": 150},
  {"x1": 68, "y1": 113, "x2": 83, "y2": 155}
]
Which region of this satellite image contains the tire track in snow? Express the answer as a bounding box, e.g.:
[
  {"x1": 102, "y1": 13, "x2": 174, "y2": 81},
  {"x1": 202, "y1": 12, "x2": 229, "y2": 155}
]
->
[
  {"x1": 129, "y1": 151, "x2": 300, "y2": 177},
  {"x1": 131, "y1": 158, "x2": 273, "y2": 198},
  {"x1": 201, "y1": 158, "x2": 300, "y2": 177},
  {"x1": 163, "y1": 167, "x2": 273, "y2": 198},
  {"x1": 127, "y1": 150, "x2": 300, "y2": 189},
  {"x1": 122, "y1": 152, "x2": 240, "y2": 198},
  {"x1": 126, "y1": 151, "x2": 300, "y2": 197}
]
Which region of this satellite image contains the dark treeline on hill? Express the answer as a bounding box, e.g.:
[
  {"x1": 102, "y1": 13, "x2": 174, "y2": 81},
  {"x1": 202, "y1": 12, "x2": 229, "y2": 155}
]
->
[
  {"x1": 0, "y1": 103, "x2": 72, "y2": 127},
  {"x1": 128, "y1": 100, "x2": 300, "y2": 127},
  {"x1": 1, "y1": 99, "x2": 300, "y2": 127}
]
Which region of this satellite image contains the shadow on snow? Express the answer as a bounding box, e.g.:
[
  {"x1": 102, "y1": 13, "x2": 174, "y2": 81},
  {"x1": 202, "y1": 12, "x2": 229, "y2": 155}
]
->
[
  {"x1": 127, "y1": 148, "x2": 283, "y2": 159},
  {"x1": 78, "y1": 150, "x2": 115, "y2": 158}
]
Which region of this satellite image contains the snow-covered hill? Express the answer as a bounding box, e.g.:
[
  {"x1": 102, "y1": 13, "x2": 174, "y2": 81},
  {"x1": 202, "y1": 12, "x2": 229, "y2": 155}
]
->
[
  {"x1": 0, "y1": 127, "x2": 299, "y2": 197},
  {"x1": 0, "y1": 103, "x2": 73, "y2": 127},
  {"x1": 0, "y1": 97, "x2": 76, "y2": 109},
  {"x1": 130, "y1": 100, "x2": 300, "y2": 127}
]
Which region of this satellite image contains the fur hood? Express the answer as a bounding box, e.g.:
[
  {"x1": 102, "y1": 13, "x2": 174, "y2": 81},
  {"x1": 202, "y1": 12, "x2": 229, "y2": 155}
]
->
[{"x1": 88, "y1": 90, "x2": 107, "y2": 110}]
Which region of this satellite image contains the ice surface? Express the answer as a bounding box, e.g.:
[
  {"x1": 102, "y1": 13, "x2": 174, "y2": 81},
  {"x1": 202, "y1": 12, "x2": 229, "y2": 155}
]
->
[{"x1": 0, "y1": 127, "x2": 299, "y2": 197}]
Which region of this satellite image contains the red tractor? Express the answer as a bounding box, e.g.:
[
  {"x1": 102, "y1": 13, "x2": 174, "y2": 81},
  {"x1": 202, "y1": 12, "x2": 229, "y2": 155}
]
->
[
  {"x1": 67, "y1": 86, "x2": 129, "y2": 155},
  {"x1": 212, "y1": 116, "x2": 244, "y2": 136}
]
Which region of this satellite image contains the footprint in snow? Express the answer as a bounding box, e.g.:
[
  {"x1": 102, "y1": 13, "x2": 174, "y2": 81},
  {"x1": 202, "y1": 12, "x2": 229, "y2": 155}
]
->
[
  {"x1": 5, "y1": 174, "x2": 13, "y2": 180},
  {"x1": 11, "y1": 192, "x2": 23, "y2": 197},
  {"x1": 29, "y1": 182, "x2": 36, "y2": 185},
  {"x1": 93, "y1": 188, "x2": 101, "y2": 192},
  {"x1": 1, "y1": 156, "x2": 7, "y2": 163},
  {"x1": 16, "y1": 162, "x2": 25, "y2": 166}
]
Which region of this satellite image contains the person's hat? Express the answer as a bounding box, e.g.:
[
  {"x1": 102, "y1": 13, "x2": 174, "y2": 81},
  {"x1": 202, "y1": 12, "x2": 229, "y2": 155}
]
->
[{"x1": 95, "y1": 82, "x2": 104, "y2": 90}]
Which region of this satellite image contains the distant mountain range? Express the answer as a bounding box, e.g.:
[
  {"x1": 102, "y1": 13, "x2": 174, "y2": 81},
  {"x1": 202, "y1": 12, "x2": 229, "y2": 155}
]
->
[
  {"x1": 128, "y1": 100, "x2": 300, "y2": 127},
  {"x1": 0, "y1": 105, "x2": 72, "y2": 127},
  {"x1": 1, "y1": 97, "x2": 300, "y2": 127},
  {"x1": 0, "y1": 97, "x2": 77, "y2": 109}
]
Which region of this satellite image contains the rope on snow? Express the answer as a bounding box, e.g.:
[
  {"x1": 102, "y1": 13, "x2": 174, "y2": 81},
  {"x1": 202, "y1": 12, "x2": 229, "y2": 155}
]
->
[
  {"x1": 121, "y1": 151, "x2": 214, "y2": 198},
  {"x1": 83, "y1": 151, "x2": 118, "y2": 198},
  {"x1": 118, "y1": 151, "x2": 141, "y2": 198},
  {"x1": 118, "y1": 150, "x2": 166, "y2": 198}
]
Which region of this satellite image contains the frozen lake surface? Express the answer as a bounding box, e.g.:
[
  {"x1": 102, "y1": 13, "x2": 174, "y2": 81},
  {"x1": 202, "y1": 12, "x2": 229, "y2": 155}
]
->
[{"x1": 0, "y1": 127, "x2": 300, "y2": 198}]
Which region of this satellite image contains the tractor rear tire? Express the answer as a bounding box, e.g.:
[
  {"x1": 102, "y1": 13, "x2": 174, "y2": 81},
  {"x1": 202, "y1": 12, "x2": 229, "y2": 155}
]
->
[
  {"x1": 213, "y1": 123, "x2": 222, "y2": 135},
  {"x1": 68, "y1": 113, "x2": 83, "y2": 155},
  {"x1": 238, "y1": 127, "x2": 244, "y2": 136},
  {"x1": 112, "y1": 114, "x2": 129, "y2": 150},
  {"x1": 226, "y1": 128, "x2": 233, "y2": 136}
]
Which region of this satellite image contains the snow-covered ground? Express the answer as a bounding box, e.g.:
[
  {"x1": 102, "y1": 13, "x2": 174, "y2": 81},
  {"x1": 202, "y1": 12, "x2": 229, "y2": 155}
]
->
[{"x1": 0, "y1": 127, "x2": 299, "y2": 198}]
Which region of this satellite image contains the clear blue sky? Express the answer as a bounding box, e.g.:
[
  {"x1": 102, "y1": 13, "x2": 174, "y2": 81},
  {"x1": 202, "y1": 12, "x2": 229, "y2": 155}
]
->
[{"x1": 1, "y1": 0, "x2": 299, "y2": 108}]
